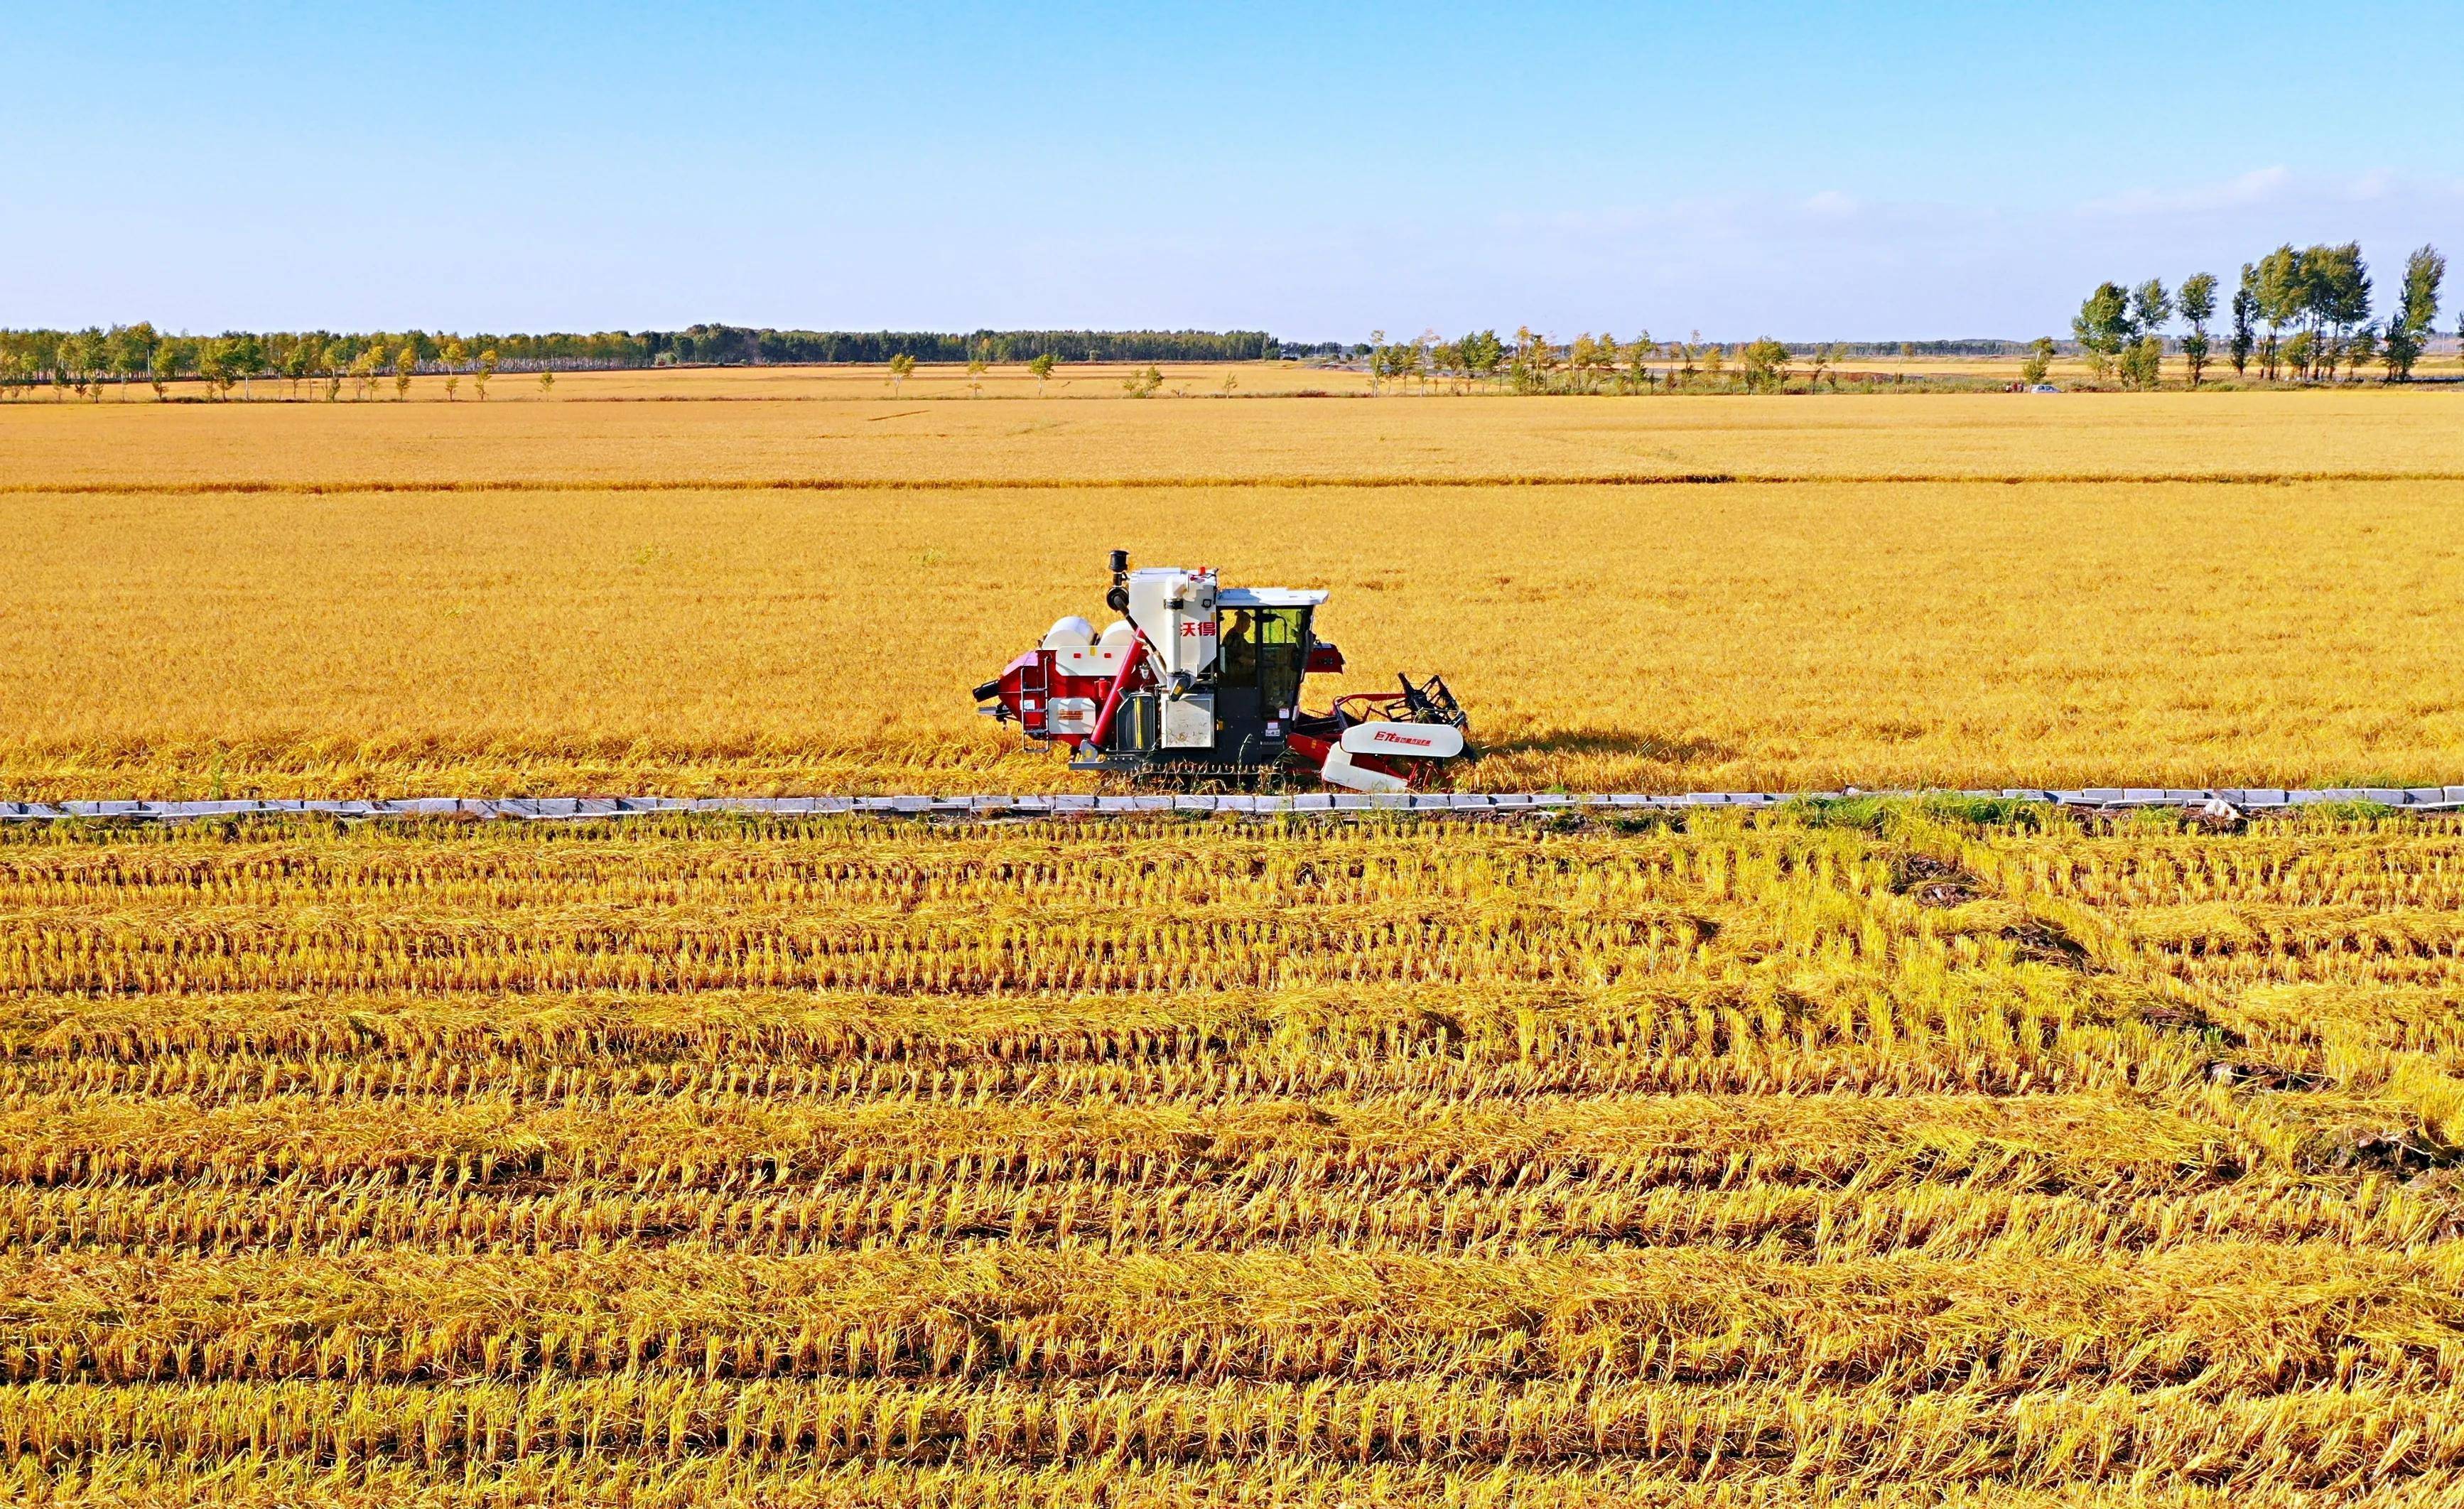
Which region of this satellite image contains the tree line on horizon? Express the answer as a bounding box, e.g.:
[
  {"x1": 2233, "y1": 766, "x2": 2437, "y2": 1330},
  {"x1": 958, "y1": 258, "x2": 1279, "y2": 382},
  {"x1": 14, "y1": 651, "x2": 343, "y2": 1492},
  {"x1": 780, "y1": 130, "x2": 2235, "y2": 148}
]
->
[
  {"x1": 0, "y1": 328, "x2": 544, "y2": 402},
  {"x1": 1363, "y1": 329, "x2": 1967, "y2": 395},
  {"x1": 2067, "y1": 242, "x2": 2450, "y2": 389},
  {"x1": 0, "y1": 325, "x2": 1287, "y2": 399},
  {"x1": 7, "y1": 258, "x2": 2460, "y2": 402},
  {"x1": 650, "y1": 327, "x2": 1277, "y2": 364}
]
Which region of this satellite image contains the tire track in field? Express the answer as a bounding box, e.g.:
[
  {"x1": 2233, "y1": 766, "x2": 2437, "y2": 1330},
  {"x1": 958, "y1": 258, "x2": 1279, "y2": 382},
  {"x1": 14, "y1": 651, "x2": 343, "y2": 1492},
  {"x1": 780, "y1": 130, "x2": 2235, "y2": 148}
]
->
[{"x1": 7, "y1": 470, "x2": 2463, "y2": 496}]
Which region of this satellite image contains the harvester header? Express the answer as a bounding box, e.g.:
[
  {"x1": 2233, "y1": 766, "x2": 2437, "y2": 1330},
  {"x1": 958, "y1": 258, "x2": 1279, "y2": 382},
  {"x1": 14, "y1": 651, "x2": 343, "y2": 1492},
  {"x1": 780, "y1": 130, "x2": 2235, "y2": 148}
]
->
[{"x1": 974, "y1": 551, "x2": 1469, "y2": 790}]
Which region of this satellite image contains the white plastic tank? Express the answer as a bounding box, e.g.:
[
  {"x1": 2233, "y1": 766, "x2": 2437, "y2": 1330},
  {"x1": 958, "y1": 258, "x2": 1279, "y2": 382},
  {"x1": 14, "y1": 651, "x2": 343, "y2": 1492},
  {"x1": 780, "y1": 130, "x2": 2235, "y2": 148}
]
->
[
  {"x1": 1097, "y1": 620, "x2": 1138, "y2": 649},
  {"x1": 1041, "y1": 615, "x2": 1096, "y2": 650}
]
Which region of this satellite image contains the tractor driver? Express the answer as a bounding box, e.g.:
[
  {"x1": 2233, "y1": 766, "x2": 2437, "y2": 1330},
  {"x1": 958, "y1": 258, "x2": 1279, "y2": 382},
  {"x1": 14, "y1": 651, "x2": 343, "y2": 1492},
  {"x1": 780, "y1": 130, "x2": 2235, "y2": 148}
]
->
[{"x1": 1217, "y1": 610, "x2": 1256, "y2": 686}]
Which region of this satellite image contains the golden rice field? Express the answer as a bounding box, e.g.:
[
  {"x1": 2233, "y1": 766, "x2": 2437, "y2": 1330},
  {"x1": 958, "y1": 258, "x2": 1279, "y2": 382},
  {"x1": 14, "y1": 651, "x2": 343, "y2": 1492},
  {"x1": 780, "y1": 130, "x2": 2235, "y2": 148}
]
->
[
  {"x1": 4, "y1": 801, "x2": 2464, "y2": 1507},
  {"x1": 3, "y1": 370, "x2": 2464, "y2": 796},
  {"x1": 8, "y1": 374, "x2": 2464, "y2": 1505}
]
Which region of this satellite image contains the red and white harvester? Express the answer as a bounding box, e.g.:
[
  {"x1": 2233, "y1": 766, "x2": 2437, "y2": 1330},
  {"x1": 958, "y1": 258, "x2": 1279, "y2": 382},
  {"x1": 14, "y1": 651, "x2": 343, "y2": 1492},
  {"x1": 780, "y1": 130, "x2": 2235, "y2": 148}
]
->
[{"x1": 975, "y1": 551, "x2": 1469, "y2": 791}]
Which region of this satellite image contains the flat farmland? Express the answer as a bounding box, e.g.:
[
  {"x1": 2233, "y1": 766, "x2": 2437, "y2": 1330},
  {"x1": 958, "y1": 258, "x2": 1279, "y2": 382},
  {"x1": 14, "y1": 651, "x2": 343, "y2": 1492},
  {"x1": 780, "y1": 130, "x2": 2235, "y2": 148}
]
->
[
  {"x1": 2, "y1": 374, "x2": 2462, "y2": 796},
  {"x1": 12, "y1": 377, "x2": 2464, "y2": 487},
  {"x1": 9, "y1": 372, "x2": 2464, "y2": 1507}
]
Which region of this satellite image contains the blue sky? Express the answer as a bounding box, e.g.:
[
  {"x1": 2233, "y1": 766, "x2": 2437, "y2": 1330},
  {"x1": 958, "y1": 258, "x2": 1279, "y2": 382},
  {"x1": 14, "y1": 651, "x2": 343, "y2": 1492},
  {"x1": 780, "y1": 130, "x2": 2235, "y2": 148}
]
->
[{"x1": 6, "y1": 3, "x2": 2461, "y2": 340}]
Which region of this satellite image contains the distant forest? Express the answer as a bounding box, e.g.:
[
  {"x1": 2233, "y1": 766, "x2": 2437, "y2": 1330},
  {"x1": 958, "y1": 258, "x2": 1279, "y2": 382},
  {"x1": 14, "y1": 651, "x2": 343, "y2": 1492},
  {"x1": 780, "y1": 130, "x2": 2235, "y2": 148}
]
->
[
  {"x1": 0, "y1": 325, "x2": 1289, "y2": 391},
  {"x1": 654, "y1": 327, "x2": 1281, "y2": 364}
]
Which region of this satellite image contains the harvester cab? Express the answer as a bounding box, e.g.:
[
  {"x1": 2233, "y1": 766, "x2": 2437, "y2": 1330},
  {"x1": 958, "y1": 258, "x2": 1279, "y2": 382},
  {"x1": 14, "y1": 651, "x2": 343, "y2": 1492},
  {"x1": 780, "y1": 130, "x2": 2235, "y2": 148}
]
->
[{"x1": 973, "y1": 550, "x2": 1469, "y2": 791}]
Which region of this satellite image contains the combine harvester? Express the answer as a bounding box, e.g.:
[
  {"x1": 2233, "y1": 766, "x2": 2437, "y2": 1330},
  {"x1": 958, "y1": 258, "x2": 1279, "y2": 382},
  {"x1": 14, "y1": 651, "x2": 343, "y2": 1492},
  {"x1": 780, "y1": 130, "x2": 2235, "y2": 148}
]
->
[{"x1": 973, "y1": 551, "x2": 1469, "y2": 791}]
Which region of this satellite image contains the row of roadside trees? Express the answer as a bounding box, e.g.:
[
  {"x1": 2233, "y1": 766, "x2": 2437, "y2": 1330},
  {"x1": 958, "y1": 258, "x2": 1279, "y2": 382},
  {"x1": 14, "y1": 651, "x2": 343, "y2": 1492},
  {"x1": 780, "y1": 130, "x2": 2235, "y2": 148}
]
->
[
  {"x1": 0, "y1": 327, "x2": 544, "y2": 401},
  {"x1": 2070, "y1": 242, "x2": 2449, "y2": 389},
  {"x1": 0, "y1": 325, "x2": 1289, "y2": 399},
  {"x1": 1368, "y1": 328, "x2": 1830, "y2": 394}
]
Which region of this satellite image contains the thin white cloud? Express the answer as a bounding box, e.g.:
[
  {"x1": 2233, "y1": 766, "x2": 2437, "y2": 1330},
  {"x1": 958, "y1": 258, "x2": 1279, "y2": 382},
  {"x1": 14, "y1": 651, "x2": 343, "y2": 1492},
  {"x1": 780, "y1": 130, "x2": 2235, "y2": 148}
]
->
[
  {"x1": 2345, "y1": 167, "x2": 2396, "y2": 202},
  {"x1": 2078, "y1": 166, "x2": 2291, "y2": 218}
]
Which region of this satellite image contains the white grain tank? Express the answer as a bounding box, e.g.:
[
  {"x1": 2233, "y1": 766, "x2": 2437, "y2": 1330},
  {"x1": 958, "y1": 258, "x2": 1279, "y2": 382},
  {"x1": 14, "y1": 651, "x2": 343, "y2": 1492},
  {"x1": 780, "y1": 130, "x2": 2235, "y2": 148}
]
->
[
  {"x1": 1124, "y1": 566, "x2": 1219, "y2": 748},
  {"x1": 1123, "y1": 567, "x2": 1221, "y2": 681}
]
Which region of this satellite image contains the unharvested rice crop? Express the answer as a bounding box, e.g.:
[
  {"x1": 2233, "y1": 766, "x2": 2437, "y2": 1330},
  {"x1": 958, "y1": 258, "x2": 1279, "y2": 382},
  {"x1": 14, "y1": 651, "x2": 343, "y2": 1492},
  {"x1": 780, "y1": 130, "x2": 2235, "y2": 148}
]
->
[
  {"x1": 2, "y1": 372, "x2": 2463, "y2": 796},
  {"x1": 1, "y1": 803, "x2": 2463, "y2": 1506},
  {"x1": 13, "y1": 376, "x2": 2464, "y2": 488}
]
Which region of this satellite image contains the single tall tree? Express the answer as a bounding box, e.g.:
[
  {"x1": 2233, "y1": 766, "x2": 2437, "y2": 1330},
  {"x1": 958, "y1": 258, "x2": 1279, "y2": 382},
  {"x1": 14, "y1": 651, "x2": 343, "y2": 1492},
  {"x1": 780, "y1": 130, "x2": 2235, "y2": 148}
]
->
[
  {"x1": 2019, "y1": 337, "x2": 2055, "y2": 386},
  {"x1": 2122, "y1": 279, "x2": 2171, "y2": 389},
  {"x1": 150, "y1": 335, "x2": 190, "y2": 400},
  {"x1": 227, "y1": 335, "x2": 265, "y2": 400},
  {"x1": 2131, "y1": 279, "x2": 2173, "y2": 335},
  {"x1": 2177, "y1": 274, "x2": 2217, "y2": 388},
  {"x1": 2229, "y1": 266, "x2": 2258, "y2": 377},
  {"x1": 60, "y1": 329, "x2": 102, "y2": 399},
  {"x1": 2071, "y1": 282, "x2": 2134, "y2": 379},
  {"x1": 1740, "y1": 337, "x2": 1791, "y2": 394},
  {"x1": 2303, "y1": 243, "x2": 2371, "y2": 381},
  {"x1": 202, "y1": 338, "x2": 242, "y2": 400},
  {"x1": 105, "y1": 324, "x2": 151, "y2": 399},
  {"x1": 313, "y1": 337, "x2": 341, "y2": 400},
  {"x1": 1510, "y1": 327, "x2": 1557, "y2": 393},
  {"x1": 280, "y1": 338, "x2": 312, "y2": 399},
  {"x1": 2382, "y1": 244, "x2": 2443, "y2": 382},
  {"x1": 2253, "y1": 244, "x2": 2303, "y2": 379},
  {"x1": 100, "y1": 325, "x2": 129, "y2": 399},
  {"x1": 1459, "y1": 330, "x2": 1503, "y2": 383}
]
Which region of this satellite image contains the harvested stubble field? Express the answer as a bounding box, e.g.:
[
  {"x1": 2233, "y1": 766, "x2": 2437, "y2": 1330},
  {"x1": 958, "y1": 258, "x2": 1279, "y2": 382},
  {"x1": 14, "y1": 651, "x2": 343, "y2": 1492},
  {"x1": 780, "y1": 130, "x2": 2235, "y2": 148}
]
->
[
  {"x1": 4, "y1": 803, "x2": 2464, "y2": 1506},
  {"x1": 3, "y1": 372, "x2": 2463, "y2": 796}
]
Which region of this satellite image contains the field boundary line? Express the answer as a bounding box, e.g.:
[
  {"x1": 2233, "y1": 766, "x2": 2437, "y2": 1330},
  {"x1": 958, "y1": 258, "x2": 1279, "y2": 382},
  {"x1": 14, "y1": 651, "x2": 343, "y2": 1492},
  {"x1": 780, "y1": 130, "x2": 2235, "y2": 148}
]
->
[
  {"x1": 9, "y1": 470, "x2": 2464, "y2": 497},
  {"x1": 7, "y1": 786, "x2": 2460, "y2": 822}
]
